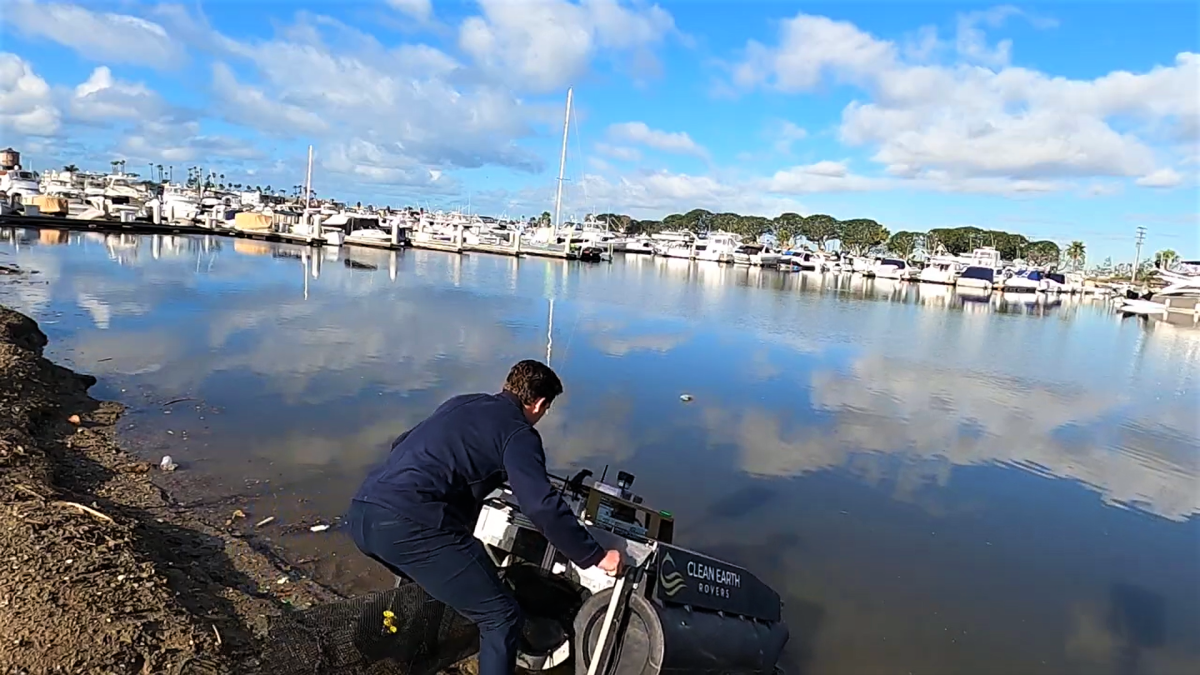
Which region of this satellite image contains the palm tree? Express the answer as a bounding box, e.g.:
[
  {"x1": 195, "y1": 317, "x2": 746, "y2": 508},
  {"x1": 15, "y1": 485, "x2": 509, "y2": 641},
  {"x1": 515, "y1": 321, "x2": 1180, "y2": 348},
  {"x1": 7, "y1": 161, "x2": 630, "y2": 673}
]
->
[
  {"x1": 1065, "y1": 241, "x2": 1086, "y2": 271},
  {"x1": 63, "y1": 164, "x2": 79, "y2": 173},
  {"x1": 1154, "y1": 249, "x2": 1179, "y2": 269}
]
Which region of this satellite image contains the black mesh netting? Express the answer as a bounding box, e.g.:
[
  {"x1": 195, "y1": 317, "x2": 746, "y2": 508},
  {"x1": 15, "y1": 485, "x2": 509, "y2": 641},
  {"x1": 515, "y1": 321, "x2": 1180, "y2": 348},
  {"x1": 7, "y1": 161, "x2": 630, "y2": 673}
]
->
[{"x1": 264, "y1": 564, "x2": 588, "y2": 675}]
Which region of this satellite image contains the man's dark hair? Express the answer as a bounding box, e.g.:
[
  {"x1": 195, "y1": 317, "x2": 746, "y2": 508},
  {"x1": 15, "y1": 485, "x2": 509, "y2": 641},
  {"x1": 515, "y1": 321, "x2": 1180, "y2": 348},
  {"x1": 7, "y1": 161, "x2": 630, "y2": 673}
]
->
[{"x1": 503, "y1": 359, "x2": 563, "y2": 406}]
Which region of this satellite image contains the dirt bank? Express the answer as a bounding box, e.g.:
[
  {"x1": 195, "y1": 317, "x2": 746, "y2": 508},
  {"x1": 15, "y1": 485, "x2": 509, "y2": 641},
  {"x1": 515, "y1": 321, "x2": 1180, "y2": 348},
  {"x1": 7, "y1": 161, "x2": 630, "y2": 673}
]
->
[{"x1": 0, "y1": 305, "x2": 343, "y2": 674}]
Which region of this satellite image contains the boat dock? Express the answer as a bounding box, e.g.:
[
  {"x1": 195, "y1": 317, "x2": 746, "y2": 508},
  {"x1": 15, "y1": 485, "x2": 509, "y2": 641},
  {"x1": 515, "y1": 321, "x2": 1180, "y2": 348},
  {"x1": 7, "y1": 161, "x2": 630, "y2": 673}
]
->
[
  {"x1": 0, "y1": 213, "x2": 326, "y2": 247},
  {"x1": 344, "y1": 237, "x2": 405, "y2": 251},
  {"x1": 465, "y1": 241, "x2": 521, "y2": 257}
]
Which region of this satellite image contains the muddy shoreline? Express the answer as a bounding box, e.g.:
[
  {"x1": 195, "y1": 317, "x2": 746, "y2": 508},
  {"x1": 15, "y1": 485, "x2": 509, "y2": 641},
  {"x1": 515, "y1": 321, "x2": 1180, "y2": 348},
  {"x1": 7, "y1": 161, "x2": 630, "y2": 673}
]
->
[{"x1": 0, "y1": 304, "x2": 355, "y2": 673}]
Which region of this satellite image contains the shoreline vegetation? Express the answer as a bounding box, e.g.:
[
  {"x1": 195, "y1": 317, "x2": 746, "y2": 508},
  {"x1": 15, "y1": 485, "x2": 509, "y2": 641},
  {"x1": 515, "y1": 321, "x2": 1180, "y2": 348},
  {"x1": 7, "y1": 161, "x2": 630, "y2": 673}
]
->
[
  {"x1": 0, "y1": 303, "x2": 481, "y2": 673},
  {"x1": 592, "y1": 209, "x2": 1181, "y2": 278},
  {"x1": 594, "y1": 210, "x2": 1068, "y2": 264}
]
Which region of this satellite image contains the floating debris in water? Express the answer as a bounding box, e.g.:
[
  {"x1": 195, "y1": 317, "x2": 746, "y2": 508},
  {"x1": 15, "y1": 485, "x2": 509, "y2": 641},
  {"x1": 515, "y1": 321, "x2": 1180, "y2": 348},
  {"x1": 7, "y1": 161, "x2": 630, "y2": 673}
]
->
[
  {"x1": 679, "y1": 394, "x2": 694, "y2": 402},
  {"x1": 309, "y1": 524, "x2": 330, "y2": 533},
  {"x1": 159, "y1": 456, "x2": 177, "y2": 472},
  {"x1": 255, "y1": 516, "x2": 276, "y2": 528}
]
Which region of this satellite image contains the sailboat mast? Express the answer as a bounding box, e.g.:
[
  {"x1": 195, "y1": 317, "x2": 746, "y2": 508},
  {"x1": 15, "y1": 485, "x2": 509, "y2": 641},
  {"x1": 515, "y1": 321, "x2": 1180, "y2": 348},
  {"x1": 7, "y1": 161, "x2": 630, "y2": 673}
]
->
[
  {"x1": 546, "y1": 298, "x2": 554, "y2": 366},
  {"x1": 552, "y1": 87, "x2": 573, "y2": 236},
  {"x1": 303, "y1": 145, "x2": 313, "y2": 209}
]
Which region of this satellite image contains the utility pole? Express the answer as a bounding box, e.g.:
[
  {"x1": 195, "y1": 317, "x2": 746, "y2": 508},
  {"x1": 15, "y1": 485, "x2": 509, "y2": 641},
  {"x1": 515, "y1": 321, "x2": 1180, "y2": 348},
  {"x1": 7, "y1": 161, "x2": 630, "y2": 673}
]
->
[{"x1": 1132, "y1": 226, "x2": 1146, "y2": 283}]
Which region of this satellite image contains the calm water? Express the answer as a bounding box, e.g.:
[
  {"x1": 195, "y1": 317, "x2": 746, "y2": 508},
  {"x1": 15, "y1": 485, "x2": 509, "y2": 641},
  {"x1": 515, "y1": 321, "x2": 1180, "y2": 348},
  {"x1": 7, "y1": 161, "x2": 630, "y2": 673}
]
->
[{"x1": 2, "y1": 227, "x2": 1198, "y2": 675}]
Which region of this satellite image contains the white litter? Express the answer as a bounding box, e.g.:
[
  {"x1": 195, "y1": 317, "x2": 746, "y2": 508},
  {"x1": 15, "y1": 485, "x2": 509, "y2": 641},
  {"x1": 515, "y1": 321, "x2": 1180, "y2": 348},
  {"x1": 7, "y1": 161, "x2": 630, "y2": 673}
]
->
[
  {"x1": 159, "y1": 455, "x2": 178, "y2": 471},
  {"x1": 309, "y1": 524, "x2": 330, "y2": 533}
]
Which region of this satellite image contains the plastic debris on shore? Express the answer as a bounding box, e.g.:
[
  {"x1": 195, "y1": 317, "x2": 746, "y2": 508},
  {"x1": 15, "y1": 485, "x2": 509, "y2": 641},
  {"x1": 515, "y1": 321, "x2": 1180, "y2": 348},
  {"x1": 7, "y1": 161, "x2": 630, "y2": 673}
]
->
[{"x1": 159, "y1": 455, "x2": 178, "y2": 471}]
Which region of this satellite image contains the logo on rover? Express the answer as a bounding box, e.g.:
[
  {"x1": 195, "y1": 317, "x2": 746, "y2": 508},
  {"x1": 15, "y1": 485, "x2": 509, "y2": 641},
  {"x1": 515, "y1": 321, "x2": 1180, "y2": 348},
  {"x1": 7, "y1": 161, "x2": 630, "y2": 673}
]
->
[{"x1": 658, "y1": 552, "x2": 686, "y2": 598}]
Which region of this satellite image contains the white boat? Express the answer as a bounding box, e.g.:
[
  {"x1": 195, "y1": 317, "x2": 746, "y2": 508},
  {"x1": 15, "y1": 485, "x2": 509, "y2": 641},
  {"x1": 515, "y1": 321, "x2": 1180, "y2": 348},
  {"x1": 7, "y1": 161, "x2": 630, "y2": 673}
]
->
[
  {"x1": 849, "y1": 256, "x2": 875, "y2": 274},
  {"x1": 328, "y1": 213, "x2": 400, "y2": 246},
  {"x1": 1063, "y1": 272, "x2": 1086, "y2": 294},
  {"x1": 1159, "y1": 260, "x2": 1200, "y2": 285},
  {"x1": 919, "y1": 258, "x2": 961, "y2": 285},
  {"x1": 965, "y1": 246, "x2": 1003, "y2": 269},
  {"x1": 102, "y1": 173, "x2": 143, "y2": 200},
  {"x1": 0, "y1": 169, "x2": 41, "y2": 200},
  {"x1": 161, "y1": 184, "x2": 201, "y2": 222},
  {"x1": 652, "y1": 231, "x2": 694, "y2": 258},
  {"x1": 575, "y1": 216, "x2": 627, "y2": 251},
  {"x1": 1041, "y1": 272, "x2": 1070, "y2": 294},
  {"x1": 956, "y1": 265, "x2": 997, "y2": 291},
  {"x1": 345, "y1": 228, "x2": 392, "y2": 245},
  {"x1": 321, "y1": 227, "x2": 345, "y2": 246},
  {"x1": 789, "y1": 250, "x2": 825, "y2": 271},
  {"x1": 871, "y1": 257, "x2": 909, "y2": 279},
  {"x1": 733, "y1": 244, "x2": 780, "y2": 267},
  {"x1": 1119, "y1": 278, "x2": 1200, "y2": 319},
  {"x1": 694, "y1": 232, "x2": 740, "y2": 263},
  {"x1": 39, "y1": 169, "x2": 80, "y2": 198},
  {"x1": 778, "y1": 250, "x2": 806, "y2": 269},
  {"x1": 625, "y1": 237, "x2": 655, "y2": 254},
  {"x1": 1001, "y1": 269, "x2": 1043, "y2": 293}
]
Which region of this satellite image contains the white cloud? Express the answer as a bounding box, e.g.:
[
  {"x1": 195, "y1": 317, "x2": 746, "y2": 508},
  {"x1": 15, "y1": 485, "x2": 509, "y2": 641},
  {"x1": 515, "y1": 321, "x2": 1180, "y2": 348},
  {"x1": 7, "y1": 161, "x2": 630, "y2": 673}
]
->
[
  {"x1": 179, "y1": 11, "x2": 547, "y2": 189},
  {"x1": 70, "y1": 67, "x2": 165, "y2": 122},
  {"x1": 211, "y1": 63, "x2": 328, "y2": 135},
  {"x1": 732, "y1": 13, "x2": 894, "y2": 91},
  {"x1": 728, "y1": 11, "x2": 1199, "y2": 191},
  {"x1": 954, "y1": 5, "x2": 1020, "y2": 67},
  {"x1": 767, "y1": 161, "x2": 881, "y2": 194},
  {"x1": 607, "y1": 121, "x2": 707, "y2": 157},
  {"x1": 322, "y1": 139, "x2": 461, "y2": 194},
  {"x1": 387, "y1": 0, "x2": 433, "y2": 22},
  {"x1": 0, "y1": 52, "x2": 60, "y2": 136},
  {"x1": 1135, "y1": 168, "x2": 1183, "y2": 188},
  {"x1": 459, "y1": 0, "x2": 676, "y2": 92},
  {"x1": 5, "y1": 0, "x2": 185, "y2": 69},
  {"x1": 595, "y1": 142, "x2": 642, "y2": 161},
  {"x1": 772, "y1": 120, "x2": 808, "y2": 155}
]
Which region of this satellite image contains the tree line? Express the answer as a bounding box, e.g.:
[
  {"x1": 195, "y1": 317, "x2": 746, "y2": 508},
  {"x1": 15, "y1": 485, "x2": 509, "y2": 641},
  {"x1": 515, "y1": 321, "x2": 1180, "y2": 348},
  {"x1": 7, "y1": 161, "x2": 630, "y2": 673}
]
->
[{"x1": 594, "y1": 209, "x2": 1068, "y2": 265}]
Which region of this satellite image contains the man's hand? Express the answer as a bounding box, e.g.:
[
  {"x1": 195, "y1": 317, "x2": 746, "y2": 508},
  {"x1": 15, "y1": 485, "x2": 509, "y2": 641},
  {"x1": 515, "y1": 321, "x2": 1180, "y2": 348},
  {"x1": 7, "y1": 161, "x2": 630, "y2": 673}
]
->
[{"x1": 597, "y1": 549, "x2": 623, "y2": 577}]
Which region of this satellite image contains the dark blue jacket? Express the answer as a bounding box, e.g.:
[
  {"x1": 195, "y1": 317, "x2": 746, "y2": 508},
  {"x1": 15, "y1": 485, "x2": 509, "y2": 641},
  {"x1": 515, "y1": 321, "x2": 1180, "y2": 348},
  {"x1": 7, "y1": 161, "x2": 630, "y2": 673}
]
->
[{"x1": 353, "y1": 392, "x2": 605, "y2": 568}]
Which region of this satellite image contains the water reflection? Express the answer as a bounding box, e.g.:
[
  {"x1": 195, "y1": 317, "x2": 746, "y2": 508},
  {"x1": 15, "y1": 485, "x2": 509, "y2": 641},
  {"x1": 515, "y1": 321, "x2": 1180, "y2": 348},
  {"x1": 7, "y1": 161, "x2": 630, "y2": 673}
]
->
[{"x1": 1, "y1": 228, "x2": 1197, "y2": 675}]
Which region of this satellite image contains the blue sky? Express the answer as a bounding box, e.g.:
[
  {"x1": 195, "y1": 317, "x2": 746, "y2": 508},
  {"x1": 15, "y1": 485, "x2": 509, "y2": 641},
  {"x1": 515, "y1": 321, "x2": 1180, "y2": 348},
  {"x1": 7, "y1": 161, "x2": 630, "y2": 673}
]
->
[{"x1": 1, "y1": 0, "x2": 1197, "y2": 260}]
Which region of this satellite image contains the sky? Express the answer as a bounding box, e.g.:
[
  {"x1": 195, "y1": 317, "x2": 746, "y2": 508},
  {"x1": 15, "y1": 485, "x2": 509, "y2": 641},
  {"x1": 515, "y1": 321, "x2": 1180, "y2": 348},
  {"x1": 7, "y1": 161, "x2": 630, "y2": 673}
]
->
[{"x1": 0, "y1": 0, "x2": 1197, "y2": 260}]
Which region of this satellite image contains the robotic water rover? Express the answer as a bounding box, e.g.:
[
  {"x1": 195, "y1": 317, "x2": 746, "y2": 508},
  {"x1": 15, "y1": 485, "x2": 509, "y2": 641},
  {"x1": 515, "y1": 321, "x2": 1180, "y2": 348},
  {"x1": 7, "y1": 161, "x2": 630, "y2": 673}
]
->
[
  {"x1": 266, "y1": 467, "x2": 789, "y2": 675},
  {"x1": 474, "y1": 468, "x2": 789, "y2": 674}
]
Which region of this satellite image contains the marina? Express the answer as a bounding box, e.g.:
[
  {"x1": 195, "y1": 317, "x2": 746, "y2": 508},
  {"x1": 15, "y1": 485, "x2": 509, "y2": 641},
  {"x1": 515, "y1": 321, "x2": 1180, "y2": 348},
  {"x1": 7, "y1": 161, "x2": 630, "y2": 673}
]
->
[
  {"x1": 6, "y1": 142, "x2": 1192, "y2": 326},
  {"x1": 1, "y1": 227, "x2": 1197, "y2": 675}
]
